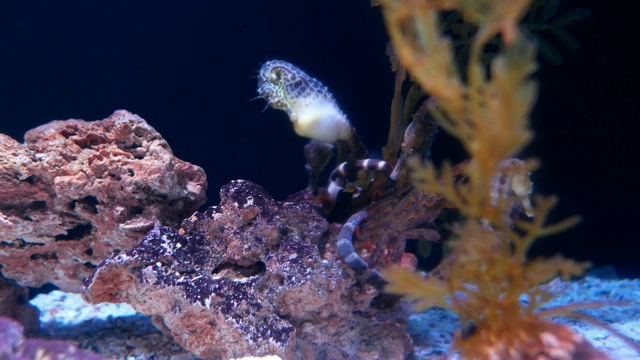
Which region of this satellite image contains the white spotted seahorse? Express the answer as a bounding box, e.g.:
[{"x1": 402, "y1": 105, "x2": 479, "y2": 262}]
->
[{"x1": 257, "y1": 60, "x2": 354, "y2": 144}]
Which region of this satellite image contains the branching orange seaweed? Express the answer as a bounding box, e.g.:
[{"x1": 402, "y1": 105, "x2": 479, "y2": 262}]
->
[{"x1": 377, "y1": 0, "x2": 633, "y2": 358}]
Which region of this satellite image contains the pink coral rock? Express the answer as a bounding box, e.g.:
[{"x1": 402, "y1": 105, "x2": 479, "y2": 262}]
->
[
  {"x1": 0, "y1": 275, "x2": 40, "y2": 336},
  {"x1": 83, "y1": 180, "x2": 412, "y2": 360},
  {"x1": 0, "y1": 110, "x2": 207, "y2": 292},
  {"x1": 0, "y1": 316, "x2": 105, "y2": 360}
]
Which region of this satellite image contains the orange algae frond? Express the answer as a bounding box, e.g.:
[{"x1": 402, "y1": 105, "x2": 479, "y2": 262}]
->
[
  {"x1": 377, "y1": 0, "x2": 618, "y2": 358},
  {"x1": 383, "y1": 216, "x2": 590, "y2": 358},
  {"x1": 382, "y1": 0, "x2": 541, "y2": 225}
]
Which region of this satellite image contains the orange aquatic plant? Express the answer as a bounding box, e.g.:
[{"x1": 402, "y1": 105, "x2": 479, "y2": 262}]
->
[{"x1": 376, "y1": 0, "x2": 633, "y2": 358}]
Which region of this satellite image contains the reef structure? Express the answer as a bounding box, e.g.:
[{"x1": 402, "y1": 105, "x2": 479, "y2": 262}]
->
[
  {"x1": 0, "y1": 110, "x2": 207, "y2": 292},
  {"x1": 83, "y1": 180, "x2": 412, "y2": 360},
  {"x1": 0, "y1": 316, "x2": 105, "y2": 360}
]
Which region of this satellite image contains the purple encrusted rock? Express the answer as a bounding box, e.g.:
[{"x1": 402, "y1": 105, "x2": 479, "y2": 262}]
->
[{"x1": 83, "y1": 180, "x2": 413, "y2": 360}]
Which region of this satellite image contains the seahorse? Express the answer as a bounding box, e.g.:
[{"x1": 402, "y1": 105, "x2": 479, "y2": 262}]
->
[{"x1": 257, "y1": 60, "x2": 354, "y2": 144}]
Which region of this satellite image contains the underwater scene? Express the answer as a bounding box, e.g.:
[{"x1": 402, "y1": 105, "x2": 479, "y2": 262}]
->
[{"x1": 0, "y1": 1, "x2": 638, "y2": 359}]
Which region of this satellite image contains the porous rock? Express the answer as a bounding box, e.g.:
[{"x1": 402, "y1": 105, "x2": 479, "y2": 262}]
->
[
  {"x1": 83, "y1": 180, "x2": 412, "y2": 360},
  {"x1": 0, "y1": 110, "x2": 207, "y2": 292},
  {"x1": 0, "y1": 316, "x2": 105, "y2": 360}
]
